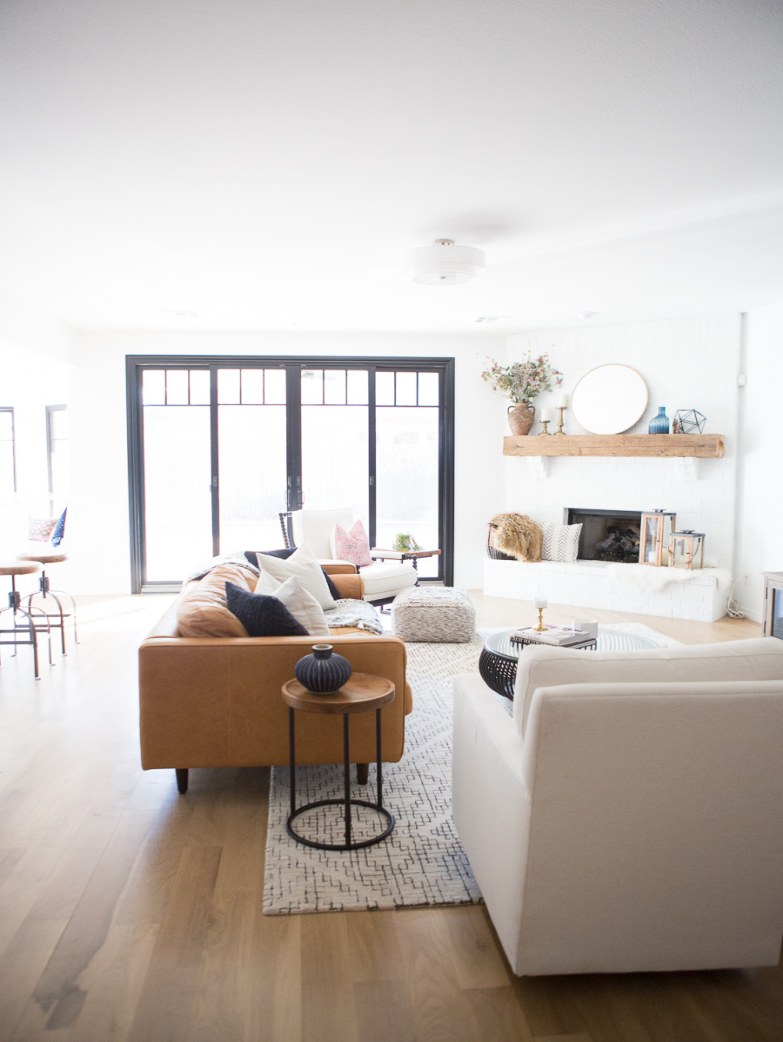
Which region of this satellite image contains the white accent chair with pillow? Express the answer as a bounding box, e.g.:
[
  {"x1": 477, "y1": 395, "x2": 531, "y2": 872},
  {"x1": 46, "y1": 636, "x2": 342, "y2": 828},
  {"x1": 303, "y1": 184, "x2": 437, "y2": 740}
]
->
[
  {"x1": 452, "y1": 637, "x2": 783, "y2": 976},
  {"x1": 282, "y1": 508, "x2": 417, "y2": 607}
]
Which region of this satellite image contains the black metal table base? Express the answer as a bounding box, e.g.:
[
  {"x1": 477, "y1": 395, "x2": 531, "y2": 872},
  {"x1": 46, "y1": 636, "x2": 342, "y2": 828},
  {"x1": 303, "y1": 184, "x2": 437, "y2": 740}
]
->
[
  {"x1": 286, "y1": 798, "x2": 394, "y2": 851},
  {"x1": 286, "y1": 707, "x2": 395, "y2": 851},
  {"x1": 479, "y1": 638, "x2": 597, "y2": 700},
  {"x1": 479, "y1": 647, "x2": 517, "y2": 700}
]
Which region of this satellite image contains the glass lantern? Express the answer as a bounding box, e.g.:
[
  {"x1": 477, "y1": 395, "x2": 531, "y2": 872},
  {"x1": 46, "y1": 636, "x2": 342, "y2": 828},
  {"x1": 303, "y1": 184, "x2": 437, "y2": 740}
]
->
[
  {"x1": 668, "y1": 530, "x2": 705, "y2": 570},
  {"x1": 638, "y1": 510, "x2": 677, "y2": 567}
]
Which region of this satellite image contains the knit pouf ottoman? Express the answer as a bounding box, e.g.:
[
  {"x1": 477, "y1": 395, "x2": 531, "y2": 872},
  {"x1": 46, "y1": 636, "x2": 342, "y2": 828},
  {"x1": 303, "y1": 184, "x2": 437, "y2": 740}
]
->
[{"x1": 391, "y1": 586, "x2": 476, "y2": 643}]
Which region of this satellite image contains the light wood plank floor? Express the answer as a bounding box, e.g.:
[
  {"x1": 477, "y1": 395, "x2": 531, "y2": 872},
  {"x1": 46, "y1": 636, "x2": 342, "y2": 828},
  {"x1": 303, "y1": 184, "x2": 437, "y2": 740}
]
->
[{"x1": 1, "y1": 591, "x2": 781, "y2": 1042}]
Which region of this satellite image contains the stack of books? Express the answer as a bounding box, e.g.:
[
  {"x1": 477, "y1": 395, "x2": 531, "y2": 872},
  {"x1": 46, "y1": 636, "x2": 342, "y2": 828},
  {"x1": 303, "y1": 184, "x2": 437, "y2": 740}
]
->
[{"x1": 511, "y1": 626, "x2": 596, "y2": 647}]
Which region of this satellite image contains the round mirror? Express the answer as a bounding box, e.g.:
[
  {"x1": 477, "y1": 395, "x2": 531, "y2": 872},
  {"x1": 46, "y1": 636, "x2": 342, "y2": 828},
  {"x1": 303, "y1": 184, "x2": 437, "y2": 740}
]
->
[{"x1": 571, "y1": 364, "x2": 649, "y2": 435}]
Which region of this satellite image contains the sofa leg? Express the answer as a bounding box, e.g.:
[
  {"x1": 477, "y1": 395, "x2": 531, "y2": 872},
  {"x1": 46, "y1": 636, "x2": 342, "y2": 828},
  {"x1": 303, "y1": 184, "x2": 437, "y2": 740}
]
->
[
  {"x1": 175, "y1": 768, "x2": 189, "y2": 794},
  {"x1": 356, "y1": 763, "x2": 369, "y2": 785}
]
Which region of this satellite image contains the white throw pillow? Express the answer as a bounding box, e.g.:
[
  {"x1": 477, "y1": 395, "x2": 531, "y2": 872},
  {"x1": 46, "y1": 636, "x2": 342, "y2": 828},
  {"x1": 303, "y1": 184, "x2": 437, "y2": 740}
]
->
[
  {"x1": 540, "y1": 521, "x2": 582, "y2": 562},
  {"x1": 257, "y1": 544, "x2": 336, "y2": 610},
  {"x1": 264, "y1": 575, "x2": 330, "y2": 636}
]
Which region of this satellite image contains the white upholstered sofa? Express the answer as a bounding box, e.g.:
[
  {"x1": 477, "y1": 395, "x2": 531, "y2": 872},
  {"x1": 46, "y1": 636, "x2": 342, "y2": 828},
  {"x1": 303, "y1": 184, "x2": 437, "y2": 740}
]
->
[{"x1": 452, "y1": 637, "x2": 783, "y2": 976}]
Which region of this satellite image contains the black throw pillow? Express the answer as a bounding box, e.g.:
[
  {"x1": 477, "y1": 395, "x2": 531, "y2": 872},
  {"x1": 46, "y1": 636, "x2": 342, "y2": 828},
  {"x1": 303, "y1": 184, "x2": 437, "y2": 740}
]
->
[
  {"x1": 321, "y1": 569, "x2": 340, "y2": 600},
  {"x1": 244, "y1": 548, "x2": 341, "y2": 600},
  {"x1": 225, "y1": 581, "x2": 309, "y2": 637},
  {"x1": 244, "y1": 548, "x2": 295, "y2": 567}
]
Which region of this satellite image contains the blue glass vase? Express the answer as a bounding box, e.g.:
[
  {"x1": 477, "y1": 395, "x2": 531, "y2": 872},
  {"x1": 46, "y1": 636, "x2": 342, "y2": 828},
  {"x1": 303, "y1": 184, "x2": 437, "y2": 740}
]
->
[
  {"x1": 648, "y1": 406, "x2": 670, "y2": 434},
  {"x1": 294, "y1": 643, "x2": 352, "y2": 693}
]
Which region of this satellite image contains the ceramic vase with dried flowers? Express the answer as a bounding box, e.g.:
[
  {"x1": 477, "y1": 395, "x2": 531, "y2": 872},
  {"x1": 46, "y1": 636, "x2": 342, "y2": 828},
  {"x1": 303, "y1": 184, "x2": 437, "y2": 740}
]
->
[{"x1": 481, "y1": 353, "x2": 564, "y2": 435}]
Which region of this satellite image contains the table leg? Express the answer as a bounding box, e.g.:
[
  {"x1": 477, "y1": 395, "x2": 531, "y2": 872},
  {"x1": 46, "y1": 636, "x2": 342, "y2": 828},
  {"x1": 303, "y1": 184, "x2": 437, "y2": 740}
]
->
[
  {"x1": 289, "y1": 707, "x2": 296, "y2": 817},
  {"x1": 343, "y1": 714, "x2": 351, "y2": 847},
  {"x1": 375, "y1": 708, "x2": 383, "y2": 810}
]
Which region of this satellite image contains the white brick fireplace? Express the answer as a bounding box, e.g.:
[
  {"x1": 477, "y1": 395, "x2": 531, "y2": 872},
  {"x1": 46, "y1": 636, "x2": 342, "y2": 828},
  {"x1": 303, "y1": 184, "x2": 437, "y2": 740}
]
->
[{"x1": 483, "y1": 315, "x2": 741, "y2": 622}]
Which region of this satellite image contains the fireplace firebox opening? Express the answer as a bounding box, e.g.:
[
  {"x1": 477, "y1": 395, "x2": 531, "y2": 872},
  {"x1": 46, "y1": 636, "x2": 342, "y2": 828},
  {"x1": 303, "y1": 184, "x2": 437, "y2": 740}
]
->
[{"x1": 565, "y1": 507, "x2": 642, "y2": 564}]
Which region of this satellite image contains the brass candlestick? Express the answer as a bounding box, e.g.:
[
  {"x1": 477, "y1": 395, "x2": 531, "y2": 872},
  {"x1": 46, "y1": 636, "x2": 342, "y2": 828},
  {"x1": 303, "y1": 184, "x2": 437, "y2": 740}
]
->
[
  {"x1": 554, "y1": 405, "x2": 567, "y2": 435},
  {"x1": 538, "y1": 419, "x2": 550, "y2": 435},
  {"x1": 533, "y1": 607, "x2": 547, "y2": 632}
]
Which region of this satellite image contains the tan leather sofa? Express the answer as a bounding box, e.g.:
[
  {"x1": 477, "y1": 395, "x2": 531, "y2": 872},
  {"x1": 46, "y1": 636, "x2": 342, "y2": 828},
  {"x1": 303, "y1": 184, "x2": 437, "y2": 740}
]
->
[{"x1": 139, "y1": 564, "x2": 411, "y2": 793}]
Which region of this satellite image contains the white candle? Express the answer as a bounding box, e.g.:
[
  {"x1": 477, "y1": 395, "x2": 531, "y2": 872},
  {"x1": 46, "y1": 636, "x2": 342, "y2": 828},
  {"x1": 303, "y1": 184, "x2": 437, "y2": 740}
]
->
[
  {"x1": 557, "y1": 393, "x2": 568, "y2": 407},
  {"x1": 534, "y1": 597, "x2": 547, "y2": 609},
  {"x1": 539, "y1": 407, "x2": 551, "y2": 422}
]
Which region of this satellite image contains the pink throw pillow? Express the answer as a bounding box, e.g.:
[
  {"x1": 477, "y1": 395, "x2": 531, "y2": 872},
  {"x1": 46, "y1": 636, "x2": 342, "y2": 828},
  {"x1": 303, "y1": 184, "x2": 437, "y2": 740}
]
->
[
  {"x1": 29, "y1": 517, "x2": 58, "y2": 542},
  {"x1": 334, "y1": 520, "x2": 372, "y2": 567}
]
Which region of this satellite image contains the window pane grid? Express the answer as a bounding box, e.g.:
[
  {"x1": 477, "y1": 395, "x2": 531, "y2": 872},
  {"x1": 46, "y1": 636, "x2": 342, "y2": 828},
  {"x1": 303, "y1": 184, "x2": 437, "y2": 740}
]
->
[
  {"x1": 129, "y1": 356, "x2": 452, "y2": 591},
  {"x1": 376, "y1": 370, "x2": 440, "y2": 407},
  {"x1": 0, "y1": 407, "x2": 16, "y2": 496},
  {"x1": 218, "y1": 368, "x2": 288, "y2": 406}
]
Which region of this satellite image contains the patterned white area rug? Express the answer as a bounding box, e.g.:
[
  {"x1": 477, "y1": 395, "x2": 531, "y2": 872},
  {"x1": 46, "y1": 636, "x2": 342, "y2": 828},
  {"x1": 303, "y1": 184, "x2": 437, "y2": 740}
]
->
[
  {"x1": 263, "y1": 636, "x2": 486, "y2": 915},
  {"x1": 262, "y1": 623, "x2": 676, "y2": 915}
]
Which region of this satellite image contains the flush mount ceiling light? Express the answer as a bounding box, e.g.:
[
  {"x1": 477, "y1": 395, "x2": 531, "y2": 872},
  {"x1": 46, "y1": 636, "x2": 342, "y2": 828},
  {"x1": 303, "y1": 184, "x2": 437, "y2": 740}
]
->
[{"x1": 406, "y1": 238, "x2": 486, "y2": 285}]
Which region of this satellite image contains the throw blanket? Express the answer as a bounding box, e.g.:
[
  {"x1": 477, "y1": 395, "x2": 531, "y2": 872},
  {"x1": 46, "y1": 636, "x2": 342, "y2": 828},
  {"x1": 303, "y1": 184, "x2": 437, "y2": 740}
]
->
[
  {"x1": 324, "y1": 598, "x2": 384, "y2": 634},
  {"x1": 185, "y1": 552, "x2": 261, "y2": 583}
]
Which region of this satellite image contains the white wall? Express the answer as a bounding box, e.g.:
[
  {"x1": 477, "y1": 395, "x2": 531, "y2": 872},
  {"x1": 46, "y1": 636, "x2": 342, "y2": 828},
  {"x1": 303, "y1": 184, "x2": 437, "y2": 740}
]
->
[
  {"x1": 500, "y1": 315, "x2": 741, "y2": 571},
  {"x1": 0, "y1": 295, "x2": 75, "y2": 559},
  {"x1": 1, "y1": 310, "x2": 754, "y2": 610},
  {"x1": 734, "y1": 302, "x2": 783, "y2": 621},
  {"x1": 69, "y1": 330, "x2": 505, "y2": 593}
]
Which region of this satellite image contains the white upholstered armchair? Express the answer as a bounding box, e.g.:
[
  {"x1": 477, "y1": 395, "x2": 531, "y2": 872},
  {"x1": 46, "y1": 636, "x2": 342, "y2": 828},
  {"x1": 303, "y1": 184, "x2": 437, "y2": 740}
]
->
[
  {"x1": 281, "y1": 508, "x2": 417, "y2": 606},
  {"x1": 452, "y1": 637, "x2": 783, "y2": 976}
]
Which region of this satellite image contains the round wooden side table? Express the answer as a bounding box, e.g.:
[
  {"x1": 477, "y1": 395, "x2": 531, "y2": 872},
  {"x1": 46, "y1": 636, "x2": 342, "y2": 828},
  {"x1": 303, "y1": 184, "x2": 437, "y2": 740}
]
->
[{"x1": 281, "y1": 673, "x2": 395, "y2": 851}]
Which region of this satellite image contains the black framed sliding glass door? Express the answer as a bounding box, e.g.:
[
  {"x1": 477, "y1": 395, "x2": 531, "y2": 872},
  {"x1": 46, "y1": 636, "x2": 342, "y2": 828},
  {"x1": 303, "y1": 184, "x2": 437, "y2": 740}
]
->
[{"x1": 126, "y1": 355, "x2": 454, "y2": 593}]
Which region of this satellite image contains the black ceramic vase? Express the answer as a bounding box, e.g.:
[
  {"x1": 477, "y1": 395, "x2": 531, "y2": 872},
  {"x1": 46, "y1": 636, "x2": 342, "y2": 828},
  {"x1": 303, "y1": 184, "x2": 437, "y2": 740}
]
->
[{"x1": 294, "y1": 643, "x2": 352, "y2": 693}]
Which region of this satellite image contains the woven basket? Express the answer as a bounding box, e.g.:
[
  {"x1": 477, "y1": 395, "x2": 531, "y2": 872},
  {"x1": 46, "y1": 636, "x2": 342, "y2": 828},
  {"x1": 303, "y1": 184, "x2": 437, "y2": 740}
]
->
[{"x1": 486, "y1": 526, "x2": 515, "y2": 561}]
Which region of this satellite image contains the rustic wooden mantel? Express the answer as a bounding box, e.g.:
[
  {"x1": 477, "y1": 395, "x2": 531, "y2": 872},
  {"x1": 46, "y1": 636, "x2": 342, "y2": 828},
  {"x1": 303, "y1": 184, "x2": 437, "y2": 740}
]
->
[{"x1": 503, "y1": 434, "x2": 725, "y2": 458}]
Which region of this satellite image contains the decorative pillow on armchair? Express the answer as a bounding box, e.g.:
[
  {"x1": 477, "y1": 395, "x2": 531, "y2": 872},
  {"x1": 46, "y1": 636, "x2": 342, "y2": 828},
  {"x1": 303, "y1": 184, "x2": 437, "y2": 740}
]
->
[
  {"x1": 333, "y1": 520, "x2": 372, "y2": 567},
  {"x1": 28, "y1": 517, "x2": 58, "y2": 542}
]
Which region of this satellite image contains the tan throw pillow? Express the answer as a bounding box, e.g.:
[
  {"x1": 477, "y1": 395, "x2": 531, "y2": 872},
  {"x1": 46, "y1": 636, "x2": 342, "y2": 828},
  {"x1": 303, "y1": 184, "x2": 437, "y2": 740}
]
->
[{"x1": 176, "y1": 563, "x2": 251, "y2": 638}]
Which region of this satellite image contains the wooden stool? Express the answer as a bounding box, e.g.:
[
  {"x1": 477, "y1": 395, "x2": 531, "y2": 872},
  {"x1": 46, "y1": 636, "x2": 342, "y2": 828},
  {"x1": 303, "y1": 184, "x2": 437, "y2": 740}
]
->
[
  {"x1": 0, "y1": 561, "x2": 52, "y2": 679},
  {"x1": 17, "y1": 551, "x2": 78, "y2": 654}
]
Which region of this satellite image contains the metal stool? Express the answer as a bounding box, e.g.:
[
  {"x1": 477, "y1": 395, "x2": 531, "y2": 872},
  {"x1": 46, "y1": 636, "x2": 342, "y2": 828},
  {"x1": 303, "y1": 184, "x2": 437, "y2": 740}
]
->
[
  {"x1": 0, "y1": 561, "x2": 52, "y2": 679},
  {"x1": 17, "y1": 551, "x2": 77, "y2": 655}
]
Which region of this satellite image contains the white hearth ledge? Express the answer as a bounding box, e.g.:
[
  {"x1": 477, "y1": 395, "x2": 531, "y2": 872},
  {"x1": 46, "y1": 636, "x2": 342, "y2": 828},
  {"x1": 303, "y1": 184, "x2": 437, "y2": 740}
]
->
[{"x1": 483, "y1": 558, "x2": 732, "y2": 622}]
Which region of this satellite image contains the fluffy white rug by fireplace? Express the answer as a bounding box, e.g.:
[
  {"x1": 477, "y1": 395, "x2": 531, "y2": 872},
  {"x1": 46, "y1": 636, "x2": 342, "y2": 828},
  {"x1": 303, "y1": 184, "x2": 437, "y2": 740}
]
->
[
  {"x1": 263, "y1": 623, "x2": 676, "y2": 916},
  {"x1": 484, "y1": 558, "x2": 731, "y2": 622}
]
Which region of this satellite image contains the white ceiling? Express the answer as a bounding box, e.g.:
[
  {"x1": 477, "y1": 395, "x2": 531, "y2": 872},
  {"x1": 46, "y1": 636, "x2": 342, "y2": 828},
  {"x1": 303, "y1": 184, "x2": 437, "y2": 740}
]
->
[{"x1": 2, "y1": 0, "x2": 783, "y2": 335}]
